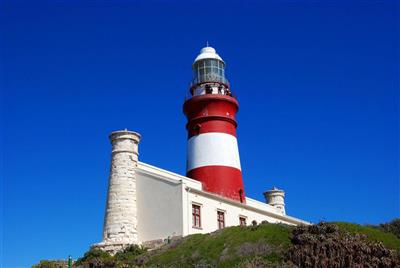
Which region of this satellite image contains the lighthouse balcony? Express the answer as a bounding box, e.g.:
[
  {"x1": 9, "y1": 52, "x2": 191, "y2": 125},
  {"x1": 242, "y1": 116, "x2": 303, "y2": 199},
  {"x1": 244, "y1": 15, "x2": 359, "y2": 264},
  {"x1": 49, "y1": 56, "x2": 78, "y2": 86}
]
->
[{"x1": 186, "y1": 85, "x2": 237, "y2": 100}]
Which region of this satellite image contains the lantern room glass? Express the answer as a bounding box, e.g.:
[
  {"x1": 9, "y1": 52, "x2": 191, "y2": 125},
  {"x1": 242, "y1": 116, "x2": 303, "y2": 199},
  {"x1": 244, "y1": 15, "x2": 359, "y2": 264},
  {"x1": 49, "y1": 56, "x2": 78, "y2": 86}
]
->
[{"x1": 192, "y1": 59, "x2": 227, "y2": 85}]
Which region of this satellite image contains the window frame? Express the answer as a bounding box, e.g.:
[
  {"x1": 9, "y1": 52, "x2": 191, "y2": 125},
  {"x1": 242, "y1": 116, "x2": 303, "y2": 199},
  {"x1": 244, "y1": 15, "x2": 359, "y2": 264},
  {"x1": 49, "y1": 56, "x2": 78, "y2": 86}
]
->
[
  {"x1": 192, "y1": 204, "x2": 202, "y2": 228},
  {"x1": 239, "y1": 216, "x2": 247, "y2": 227},
  {"x1": 217, "y1": 210, "x2": 225, "y2": 230}
]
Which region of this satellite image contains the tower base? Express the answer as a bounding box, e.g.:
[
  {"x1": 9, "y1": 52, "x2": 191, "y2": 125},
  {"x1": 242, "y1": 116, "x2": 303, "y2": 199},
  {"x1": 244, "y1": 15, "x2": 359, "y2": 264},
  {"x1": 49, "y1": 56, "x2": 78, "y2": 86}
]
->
[{"x1": 92, "y1": 240, "x2": 137, "y2": 255}]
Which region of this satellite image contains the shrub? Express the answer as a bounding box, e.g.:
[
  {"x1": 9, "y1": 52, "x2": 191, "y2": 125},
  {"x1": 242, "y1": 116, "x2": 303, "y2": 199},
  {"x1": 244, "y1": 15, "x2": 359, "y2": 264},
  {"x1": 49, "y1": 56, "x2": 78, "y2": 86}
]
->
[
  {"x1": 335, "y1": 221, "x2": 400, "y2": 251},
  {"x1": 238, "y1": 256, "x2": 295, "y2": 268},
  {"x1": 32, "y1": 260, "x2": 66, "y2": 268},
  {"x1": 286, "y1": 222, "x2": 400, "y2": 267},
  {"x1": 74, "y1": 248, "x2": 113, "y2": 267},
  {"x1": 379, "y1": 218, "x2": 400, "y2": 239},
  {"x1": 114, "y1": 244, "x2": 147, "y2": 262}
]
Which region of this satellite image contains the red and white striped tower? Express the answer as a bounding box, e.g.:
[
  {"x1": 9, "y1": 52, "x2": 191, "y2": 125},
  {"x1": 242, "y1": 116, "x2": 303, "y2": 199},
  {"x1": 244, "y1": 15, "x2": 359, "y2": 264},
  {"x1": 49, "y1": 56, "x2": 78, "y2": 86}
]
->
[{"x1": 183, "y1": 46, "x2": 246, "y2": 203}]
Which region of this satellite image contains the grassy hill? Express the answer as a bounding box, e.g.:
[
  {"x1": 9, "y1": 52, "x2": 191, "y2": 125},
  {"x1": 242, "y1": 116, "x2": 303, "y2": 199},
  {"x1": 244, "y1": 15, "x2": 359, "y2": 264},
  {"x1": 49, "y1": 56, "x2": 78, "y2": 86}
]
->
[
  {"x1": 34, "y1": 220, "x2": 400, "y2": 268},
  {"x1": 144, "y1": 223, "x2": 292, "y2": 268}
]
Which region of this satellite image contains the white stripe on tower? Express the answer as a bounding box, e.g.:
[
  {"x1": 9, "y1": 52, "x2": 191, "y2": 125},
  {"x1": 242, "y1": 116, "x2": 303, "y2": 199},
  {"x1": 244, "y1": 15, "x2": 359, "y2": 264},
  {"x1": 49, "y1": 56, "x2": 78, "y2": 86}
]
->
[{"x1": 187, "y1": 132, "x2": 241, "y2": 171}]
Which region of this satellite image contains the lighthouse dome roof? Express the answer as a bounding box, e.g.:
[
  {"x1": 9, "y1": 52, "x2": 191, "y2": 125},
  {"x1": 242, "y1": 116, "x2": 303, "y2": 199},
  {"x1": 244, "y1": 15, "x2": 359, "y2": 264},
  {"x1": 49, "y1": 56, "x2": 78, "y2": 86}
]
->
[{"x1": 194, "y1": 46, "x2": 224, "y2": 64}]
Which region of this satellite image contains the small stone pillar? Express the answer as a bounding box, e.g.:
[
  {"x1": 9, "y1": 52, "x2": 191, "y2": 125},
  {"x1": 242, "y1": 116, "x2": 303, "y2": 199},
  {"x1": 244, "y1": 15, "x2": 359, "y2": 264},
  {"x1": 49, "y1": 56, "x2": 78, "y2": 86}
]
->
[
  {"x1": 95, "y1": 130, "x2": 141, "y2": 254},
  {"x1": 264, "y1": 187, "x2": 286, "y2": 215}
]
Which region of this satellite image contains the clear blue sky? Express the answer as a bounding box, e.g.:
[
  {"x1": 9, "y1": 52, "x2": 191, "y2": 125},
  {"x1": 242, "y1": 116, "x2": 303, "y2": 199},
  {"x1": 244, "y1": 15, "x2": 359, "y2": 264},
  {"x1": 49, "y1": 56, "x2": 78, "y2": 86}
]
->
[{"x1": 1, "y1": 1, "x2": 398, "y2": 267}]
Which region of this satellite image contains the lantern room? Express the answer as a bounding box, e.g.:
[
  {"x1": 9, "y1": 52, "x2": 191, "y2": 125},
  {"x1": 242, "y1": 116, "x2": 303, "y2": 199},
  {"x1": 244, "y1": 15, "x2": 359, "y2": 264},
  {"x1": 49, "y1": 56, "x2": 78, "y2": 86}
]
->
[{"x1": 190, "y1": 46, "x2": 231, "y2": 97}]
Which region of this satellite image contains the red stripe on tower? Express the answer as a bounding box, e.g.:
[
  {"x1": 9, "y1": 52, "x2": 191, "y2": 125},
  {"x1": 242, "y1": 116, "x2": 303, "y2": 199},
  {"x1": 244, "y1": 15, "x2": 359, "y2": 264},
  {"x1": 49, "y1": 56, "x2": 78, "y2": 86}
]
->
[{"x1": 183, "y1": 46, "x2": 246, "y2": 203}]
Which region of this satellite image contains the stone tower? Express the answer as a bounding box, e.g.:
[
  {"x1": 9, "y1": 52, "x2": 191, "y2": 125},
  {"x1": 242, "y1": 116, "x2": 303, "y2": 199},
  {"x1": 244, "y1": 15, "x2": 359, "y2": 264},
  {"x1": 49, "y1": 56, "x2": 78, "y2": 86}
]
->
[
  {"x1": 95, "y1": 130, "x2": 140, "y2": 253},
  {"x1": 264, "y1": 187, "x2": 286, "y2": 215}
]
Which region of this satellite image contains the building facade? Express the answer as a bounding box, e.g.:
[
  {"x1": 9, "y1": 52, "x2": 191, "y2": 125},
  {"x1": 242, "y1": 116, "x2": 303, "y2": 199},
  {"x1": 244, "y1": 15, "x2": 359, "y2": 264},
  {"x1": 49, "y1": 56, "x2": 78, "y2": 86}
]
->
[{"x1": 95, "y1": 47, "x2": 309, "y2": 253}]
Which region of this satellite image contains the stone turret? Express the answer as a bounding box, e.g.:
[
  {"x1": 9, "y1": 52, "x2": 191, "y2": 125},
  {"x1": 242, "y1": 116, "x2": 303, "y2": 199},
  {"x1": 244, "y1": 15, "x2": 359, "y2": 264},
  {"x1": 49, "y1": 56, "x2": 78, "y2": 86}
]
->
[
  {"x1": 95, "y1": 130, "x2": 141, "y2": 254},
  {"x1": 264, "y1": 187, "x2": 286, "y2": 215}
]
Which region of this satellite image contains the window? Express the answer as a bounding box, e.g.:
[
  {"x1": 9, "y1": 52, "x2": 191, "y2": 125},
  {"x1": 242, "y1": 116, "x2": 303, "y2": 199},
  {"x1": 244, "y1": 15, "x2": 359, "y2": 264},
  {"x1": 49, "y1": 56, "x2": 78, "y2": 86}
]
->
[
  {"x1": 239, "y1": 216, "x2": 246, "y2": 227},
  {"x1": 239, "y1": 189, "x2": 244, "y2": 203},
  {"x1": 217, "y1": 211, "x2": 225, "y2": 229},
  {"x1": 192, "y1": 204, "x2": 201, "y2": 228}
]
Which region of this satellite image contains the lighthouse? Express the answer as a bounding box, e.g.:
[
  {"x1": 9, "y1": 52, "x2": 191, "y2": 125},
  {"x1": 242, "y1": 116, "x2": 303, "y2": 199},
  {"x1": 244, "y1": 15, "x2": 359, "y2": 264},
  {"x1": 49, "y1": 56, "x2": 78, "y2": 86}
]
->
[
  {"x1": 95, "y1": 45, "x2": 308, "y2": 253},
  {"x1": 183, "y1": 46, "x2": 246, "y2": 203}
]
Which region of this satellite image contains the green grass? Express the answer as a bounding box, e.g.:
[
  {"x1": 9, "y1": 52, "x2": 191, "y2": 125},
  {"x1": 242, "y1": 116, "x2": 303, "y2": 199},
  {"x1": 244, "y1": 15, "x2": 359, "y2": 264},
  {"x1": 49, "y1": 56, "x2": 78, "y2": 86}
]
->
[
  {"x1": 34, "y1": 221, "x2": 400, "y2": 268},
  {"x1": 334, "y1": 222, "x2": 400, "y2": 251},
  {"x1": 145, "y1": 222, "x2": 400, "y2": 267},
  {"x1": 146, "y1": 223, "x2": 293, "y2": 268}
]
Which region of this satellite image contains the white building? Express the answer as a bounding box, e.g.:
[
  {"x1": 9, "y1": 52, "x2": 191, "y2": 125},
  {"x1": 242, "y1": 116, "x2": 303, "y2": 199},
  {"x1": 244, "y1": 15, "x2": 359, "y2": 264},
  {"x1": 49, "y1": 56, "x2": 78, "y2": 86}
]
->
[{"x1": 95, "y1": 47, "x2": 309, "y2": 253}]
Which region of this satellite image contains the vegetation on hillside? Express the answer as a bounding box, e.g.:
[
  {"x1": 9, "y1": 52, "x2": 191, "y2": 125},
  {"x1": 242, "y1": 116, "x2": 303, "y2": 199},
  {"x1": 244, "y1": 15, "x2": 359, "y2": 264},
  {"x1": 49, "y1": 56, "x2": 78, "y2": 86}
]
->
[
  {"x1": 375, "y1": 218, "x2": 400, "y2": 239},
  {"x1": 74, "y1": 245, "x2": 147, "y2": 268},
  {"x1": 33, "y1": 260, "x2": 68, "y2": 268},
  {"x1": 335, "y1": 221, "x2": 400, "y2": 251},
  {"x1": 33, "y1": 220, "x2": 400, "y2": 268},
  {"x1": 287, "y1": 222, "x2": 399, "y2": 267},
  {"x1": 144, "y1": 223, "x2": 292, "y2": 268}
]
